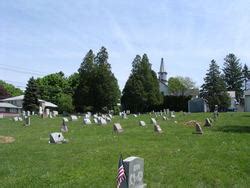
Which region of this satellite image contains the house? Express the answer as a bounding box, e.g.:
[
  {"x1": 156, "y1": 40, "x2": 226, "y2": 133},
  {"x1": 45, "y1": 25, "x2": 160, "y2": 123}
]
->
[
  {"x1": 227, "y1": 91, "x2": 237, "y2": 111},
  {"x1": 0, "y1": 102, "x2": 21, "y2": 117},
  {"x1": 244, "y1": 90, "x2": 250, "y2": 112},
  {"x1": 0, "y1": 95, "x2": 57, "y2": 117}
]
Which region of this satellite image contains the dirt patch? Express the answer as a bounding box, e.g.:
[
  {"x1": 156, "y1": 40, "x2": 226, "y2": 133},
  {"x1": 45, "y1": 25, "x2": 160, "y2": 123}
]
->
[
  {"x1": 0, "y1": 136, "x2": 15, "y2": 144},
  {"x1": 184, "y1": 120, "x2": 202, "y2": 127}
]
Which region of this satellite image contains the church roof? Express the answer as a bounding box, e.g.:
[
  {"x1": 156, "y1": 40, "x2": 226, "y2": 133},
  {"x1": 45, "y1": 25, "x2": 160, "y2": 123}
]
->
[{"x1": 160, "y1": 58, "x2": 166, "y2": 73}]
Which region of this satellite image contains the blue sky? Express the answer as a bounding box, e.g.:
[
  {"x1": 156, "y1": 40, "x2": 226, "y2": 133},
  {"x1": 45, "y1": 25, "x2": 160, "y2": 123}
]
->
[{"x1": 0, "y1": 0, "x2": 250, "y2": 90}]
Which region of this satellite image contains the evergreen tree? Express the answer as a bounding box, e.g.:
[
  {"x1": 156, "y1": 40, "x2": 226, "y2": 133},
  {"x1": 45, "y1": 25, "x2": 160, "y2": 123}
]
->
[
  {"x1": 200, "y1": 60, "x2": 230, "y2": 111},
  {"x1": 222, "y1": 53, "x2": 243, "y2": 100},
  {"x1": 73, "y1": 49, "x2": 95, "y2": 112},
  {"x1": 121, "y1": 54, "x2": 163, "y2": 113},
  {"x1": 23, "y1": 77, "x2": 40, "y2": 112},
  {"x1": 242, "y1": 64, "x2": 249, "y2": 90},
  {"x1": 92, "y1": 47, "x2": 120, "y2": 112}
]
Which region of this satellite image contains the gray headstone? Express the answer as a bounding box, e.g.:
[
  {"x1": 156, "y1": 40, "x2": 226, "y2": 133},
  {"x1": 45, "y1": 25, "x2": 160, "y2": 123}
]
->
[
  {"x1": 49, "y1": 132, "x2": 65, "y2": 144},
  {"x1": 18, "y1": 117, "x2": 23, "y2": 121},
  {"x1": 63, "y1": 117, "x2": 69, "y2": 122},
  {"x1": 162, "y1": 116, "x2": 167, "y2": 120},
  {"x1": 123, "y1": 156, "x2": 146, "y2": 188},
  {"x1": 61, "y1": 121, "x2": 68, "y2": 132},
  {"x1": 13, "y1": 117, "x2": 19, "y2": 122},
  {"x1": 204, "y1": 118, "x2": 212, "y2": 127},
  {"x1": 99, "y1": 117, "x2": 107, "y2": 125},
  {"x1": 195, "y1": 123, "x2": 203, "y2": 134},
  {"x1": 24, "y1": 116, "x2": 30, "y2": 126},
  {"x1": 154, "y1": 124, "x2": 163, "y2": 133},
  {"x1": 113, "y1": 123, "x2": 123, "y2": 133},
  {"x1": 139, "y1": 121, "x2": 146, "y2": 127},
  {"x1": 70, "y1": 115, "x2": 78, "y2": 121}
]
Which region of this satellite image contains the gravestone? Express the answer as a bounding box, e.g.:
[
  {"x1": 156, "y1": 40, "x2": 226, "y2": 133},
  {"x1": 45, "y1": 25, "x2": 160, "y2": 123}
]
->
[
  {"x1": 93, "y1": 118, "x2": 98, "y2": 124},
  {"x1": 46, "y1": 109, "x2": 50, "y2": 116},
  {"x1": 27, "y1": 111, "x2": 30, "y2": 116},
  {"x1": 39, "y1": 106, "x2": 43, "y2": 116},
  {"x1": 154, "y1": 124, "x2": 163, "y2": 133},
  {"x1": 83, "y1": 118, "x2": 91, "y2": 125},
  {"x1": 99, "y1": 118, "x2": 107, "y2": 125},
  {"x1": 53, "y1": 111, "x2": 58, "y2": 117},
  {"x1": 213, "y1": 105, "x2": 219, "y2": 119},
  {"x1": 32, "y1": 111, "x2": 35, "y2": 116},
  {"x1": 22, "y1": 111, "x2": 26, "y2": 117},
  {"x1": 63, "y1": 117, "x2": 69, "y2": 122},
  {"x1": 162, "y1": 116, "x2": 167, "y2": 120},
  {"x1": 122, "y1": 113, "x2": 127, "y2": 119},
  {"x1": 195, "y1": 123, "x2": 203, "y2": 134},
  {"x1": 70, "y1": 115, "x2": 78, "y2": 121},
  {"x1": 133, "y1": 114, "x2": 138, "y2": 117},
  {"x1": 123, "y1": 156, "x2": 146, "y2": 188},
  {"x1": 170, "y1": 111, "x2": 175, "y2": 118},
  {"x1": 113, "y1": 123, "x2": 123, "y2": 133},
  {"x1": 139, "y1": 121, "x2": 146, "y2": 127},
  {"x1": 24, "y1": 116, "x2": 30, "y2": 126},
  {"x1": 49, "y1": 132, "x2": 66, "y2": 144},
  {"x1": 18, "y1": 117, "x2": 23, "y2": 121},
  {"x1": 49, "y1": 112, "x2": 53, "y2": 119},
  {"x1": 167, "y1": 109, "x2": 170, "y2": 115},
  {"x1": 13, "y1": 117, "x2": 19, "y2": 122},
  {"x1": 108, "y1": 114, "x2": 113, "y2": 119},
  {"x1": 151, "y1": 118, "x2": 157, "y2": 125},
  {"x1": 106, "y1": 117, "x2": 112, "y2": 122},
  {"x1": 204, "y1": 118, "x2": 212, "y2": 127},
  {"x1": 61, "y1": 120, "x2": 68, "y2": 132}
]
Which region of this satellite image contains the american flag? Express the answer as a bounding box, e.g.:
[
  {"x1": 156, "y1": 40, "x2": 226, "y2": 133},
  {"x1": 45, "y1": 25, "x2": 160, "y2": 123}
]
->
[{"x1": 117, "y1": 155, "x2": 127, "y2": 188}]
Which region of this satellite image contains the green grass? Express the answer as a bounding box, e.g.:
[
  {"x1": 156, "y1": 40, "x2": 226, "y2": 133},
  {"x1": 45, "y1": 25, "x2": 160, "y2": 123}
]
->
[{"x1": 0, "y1": 112, "x2": 249, "y2": 187}]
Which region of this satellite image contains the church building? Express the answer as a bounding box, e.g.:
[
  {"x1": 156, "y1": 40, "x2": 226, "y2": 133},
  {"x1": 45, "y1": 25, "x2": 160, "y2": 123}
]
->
[{"x1": 158, "y1": 58, "x2": 169, "y2": 96}]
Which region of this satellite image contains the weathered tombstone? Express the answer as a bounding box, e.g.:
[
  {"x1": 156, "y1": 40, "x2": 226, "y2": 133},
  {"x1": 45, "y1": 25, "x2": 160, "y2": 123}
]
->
[
  {"x1": 195, "y1": 123, "x2": 203, "y2": 134},
  {"x1": 32, "y1": 111, "x2": 35, "y2": 116},
  {"x1": 139, "y1": 121, "x2": 146, "y2": 127},
  {"x1": 18, "y1": 117, "x2": 23, "y2": 121},
  {"x1": 53, "y1": 111, "x2": 58, "y2": 117},
  {"x1": 93, "y1": 118, "x2": 98, "y2": 124},
  {"x1": 24, "y1": 116, "x2": 30, "y2": 126},
  {"x1": 123, "y1": 156, "x2": 146, "y2": 188},
  {"x1": 204, "y1": 118, "x2": 212, "y2": 127},
  {"x1": 39, "y1": 106, "x2": 43, "y2": 116},
  {"x1": 46, "y1": 109, "x2": 50, "y2": 116},
  {"x1": 27, "y1": 111, "x2": 30, "y2": 117},
  {"x1": 133, "y1": 114, "x2": 138, "y2": 118},
  {"x1": 106, "y1": 117, "x2": 112, "y2": 122},
  {"x1": 49, "y1": 112, "x2": 53, "y2": 119},
  {"x1": 83, "y1": 118, "x2": 91, "y2": 125},
  {"x1": 99, "y1": 117, "x2": 107, "y2": 125},
  {"x1": 113, "y1": 123, "x2": 123, "y2": 133},
  {"x1": 170, "y1": 111, "x2": 175, "y2": 118},
  {"x1": 70, "y1": 115, "x2": 78, "y2": 121},
  {"x1": 162, "y1": 116, "x2": 167, "y2": 120},
  {"x1": 167, "y1": 109, "x2": 170, "y2": 115},
  {"x1": 154, "y1": 124, "x2": 163, "y2": 133},
  {"x1": 108, "y1": 114, "x2": 113, "y2": 119},
  {"x1": 63, "y1": 117, "x2": 69, "y2": 122},
  {"x1": 122, "y1": 113, "x2": 127, "y2": 119},
  {"x1": 61, "y1": 120, "x2": 68, "y2": 132},
  {"x1": 49, "y1": 132, "x2": 66, "y2": 144},
  {"x1": 151, "y1": 118, "x2": 157, "y2": 125},
  {"x1": 213, "y1": 105, "x2": 219, "y2": 119},
  {"x1": 22, "y1": 111, "x2": 26, "y2": 117}
]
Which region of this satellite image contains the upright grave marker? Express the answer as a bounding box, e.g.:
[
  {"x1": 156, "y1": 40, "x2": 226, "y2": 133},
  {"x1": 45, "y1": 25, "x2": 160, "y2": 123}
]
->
[{"x1": 113, "y1": 123, "x2": 123, "y2": 133}]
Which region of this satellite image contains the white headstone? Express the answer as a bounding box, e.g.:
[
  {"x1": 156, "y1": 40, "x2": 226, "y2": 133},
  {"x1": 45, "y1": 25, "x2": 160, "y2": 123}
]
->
[
  {"x1": 93, "y1": 118, "x2": 98, "y2": 124},
  {"x1": 83, "y1": 118, "x2": 91, "y2": 125},
  {"x1": 13, "y1": 117, "x2": 19, "y2": 122},
  {"x1": 49, "y1": 132, "x2": 65, "y2": 144},
  {"x1": 70, "y1": 115, "x2": 78, "y2": 121},
  {"x1": 113, "y1": 123, "x2": 123, "y2": 133},
  {"x1": 27, "y1": 111, "x2": 30, "y2": 116},
  {"x1": 99, "y1": 118, "x2": 107, "y2": 125},
  {"x1": 63, "y1": 117, "x2": 69, "y2": 122},
  {"x1": 139, "y1": 121, "x2": 146, "y2": 127},
  {"x1": 18, "y1": 117, "x2": 23, "y2": 121},
  {"x1": 154, "y1": 124, "x2": 163, "y2": 133},
  {"x1": 46, "y1": 109, "x2": 50, "y2": 116},
  {"x1": 151, "y1": 118, "x2": 157, "y2": 125}
]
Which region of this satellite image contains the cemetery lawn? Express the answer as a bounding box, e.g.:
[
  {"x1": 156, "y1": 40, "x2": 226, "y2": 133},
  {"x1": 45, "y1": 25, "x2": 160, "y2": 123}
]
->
[{"x1": 0, "y1": 112, "x2": 249, "y2": 187}]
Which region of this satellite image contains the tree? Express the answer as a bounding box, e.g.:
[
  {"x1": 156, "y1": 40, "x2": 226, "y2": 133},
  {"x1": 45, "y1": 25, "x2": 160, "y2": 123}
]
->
[
  {"x1": 0, "y1": 80, "x2": 23, "y2": 96},
  {"x1": 121, "y1": 54, "x2": 163, "y2": 113},
  {"x1": 200, "y1": 60, "x2": 230, "y2": 111},
  {"x1": 57, "y1": 93, "x2": 74, "y2": 113},
  {"x1": 92, "y1": 47, "x2": 121, "y2": 112},
  {"x1": 73, "y1": 49, "x2": 95, "y2": 112},
  {"x1": 36, "y1": 72, "x2": 71, "y2": 112},
  {"x1": 223, "y1": 53, "x2": 243, "y2": 100},
  {"x1": 242, "y1": 64, "x2": 249, "y2": 91},
  {"x1": 23, "y1": 77, "x2": 40, "y2": 112},
  {"x1": 0, "y1": 85, "x2": 11, "y2": 99},
  {"x1": 168, "y1": 76, "x2": 198, "y2": 96}
]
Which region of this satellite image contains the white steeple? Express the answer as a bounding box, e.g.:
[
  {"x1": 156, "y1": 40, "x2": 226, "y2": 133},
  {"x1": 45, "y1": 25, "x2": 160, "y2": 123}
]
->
[{"x1": 158, "y1": 58, "x2": 167, "y2": 84}]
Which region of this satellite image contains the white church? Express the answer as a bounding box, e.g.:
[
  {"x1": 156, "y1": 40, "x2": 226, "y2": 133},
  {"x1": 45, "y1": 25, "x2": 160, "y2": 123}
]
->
[{"x1": 158, "y1": 58, "x2": 169, "y2": 96}]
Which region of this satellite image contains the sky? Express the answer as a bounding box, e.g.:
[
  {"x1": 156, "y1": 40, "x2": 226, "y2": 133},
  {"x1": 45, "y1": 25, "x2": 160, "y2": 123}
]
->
[{"x1": 0, "y1": 0, "x2": 250, "y2": 91}]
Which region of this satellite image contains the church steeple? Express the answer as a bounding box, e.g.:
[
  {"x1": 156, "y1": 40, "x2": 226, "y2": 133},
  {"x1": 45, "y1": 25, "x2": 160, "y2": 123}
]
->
[{"x1": 158, "y1": 58, "x2": 167, "y2": 84}]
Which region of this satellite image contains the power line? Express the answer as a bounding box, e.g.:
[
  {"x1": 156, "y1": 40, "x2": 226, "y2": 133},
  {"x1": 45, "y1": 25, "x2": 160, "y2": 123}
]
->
[{"x1": 0, "y1": 66, "x2": 44, "y2": 76}]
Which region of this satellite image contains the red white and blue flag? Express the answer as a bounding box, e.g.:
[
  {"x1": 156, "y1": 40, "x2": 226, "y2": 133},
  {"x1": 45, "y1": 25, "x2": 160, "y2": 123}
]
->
[{"x1": 117, "y1": 155, "x2": 127, "y2": 188}]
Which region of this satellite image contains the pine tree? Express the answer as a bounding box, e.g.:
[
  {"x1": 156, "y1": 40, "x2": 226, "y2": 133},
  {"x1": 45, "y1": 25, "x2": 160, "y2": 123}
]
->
[
  {"x1": 121, "y1": 54, "x2": 163, "y2": 113},
  {"x1": 242, "y1": 64, "x2": 249, "y2": 91},
  {"x1": 223, "y1": 53, "x2": 243, "y2": 100},
  {"x1": 23, "y1": 77, "x2": 40, "y2": 112},
  {"x1": 200, "y1": 60, "x2": 230, "y2": 111},
  {"x1": 73, "y1": 49, "x2": 95, "y2": 112},
  {"x1": 92, "y1": 47, "x2": 120, "y2": 112}
]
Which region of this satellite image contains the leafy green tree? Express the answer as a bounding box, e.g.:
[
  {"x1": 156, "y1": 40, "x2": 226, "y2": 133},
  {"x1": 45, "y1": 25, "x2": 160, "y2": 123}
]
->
[
  {"x1": 0, "y1": 80, "x2": 23, "y2": 96},
  {"x1": 168, "y1": 77, "x2": 184, "y2": 95},
  {"x1": 121, "y1": 54, "x2": 162, "y2": 113},
  {"x1": 36, "y1": 72, "x2": 71, "y2": 112},
  {"x1": 92, "y1": 47, "x2": 121, "y2": 112},
  {"x1": 200, "y1": 60, "x2": 230, "y2": 111},
  {"x1": 57, "y1": 93, "x2": 74, "y2": 113},
  {"x1": 223, "y1": 53, "x2": 243, "y2": 100},
  {"x1": 23, "y1": 77, "x2": 40, "y2": 112},
  {"x1": 73, "y1": 49, "x2": 95, "y2": 112},
  {"x1": 0, "y1": 85, "x2": 11, "y2": 99}
]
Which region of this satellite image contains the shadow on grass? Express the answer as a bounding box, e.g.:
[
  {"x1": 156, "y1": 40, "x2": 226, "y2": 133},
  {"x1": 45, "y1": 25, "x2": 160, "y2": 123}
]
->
[
  {"x1": 241, "y1": 115, "x2": 250, "y2": 118},
  {"x1": 215, "y1": 125, "x2": 250, "y2": 133}
]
